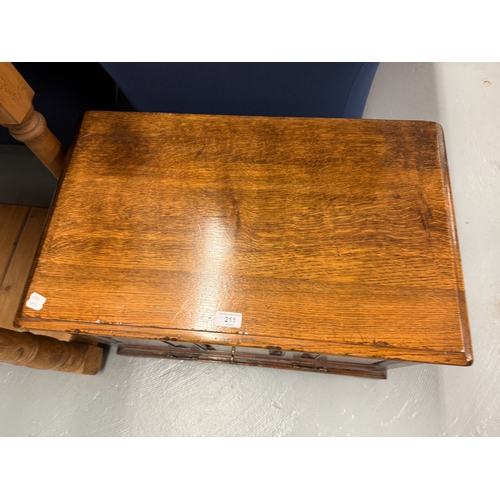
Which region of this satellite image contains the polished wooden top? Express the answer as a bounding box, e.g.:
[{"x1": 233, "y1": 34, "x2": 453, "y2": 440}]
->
[{"x1": 17, "y1": 112, "x2": 472, "y2": 365}]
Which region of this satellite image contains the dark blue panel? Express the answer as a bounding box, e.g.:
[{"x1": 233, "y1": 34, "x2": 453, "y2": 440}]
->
[
  {"x1": 100, "y1": 63, "x2": 378, "y2": 119},
  {"x1": 343, "y1": 62, "x2": 379, "y2": 118}
]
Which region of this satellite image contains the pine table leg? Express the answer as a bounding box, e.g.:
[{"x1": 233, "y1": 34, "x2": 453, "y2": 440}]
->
[{"x1": 0, "y1": 328, "x2": 103, "y2": 375}]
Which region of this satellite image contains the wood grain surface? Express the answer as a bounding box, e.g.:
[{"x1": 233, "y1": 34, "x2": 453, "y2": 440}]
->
[
  {"x1": 16, "y1": 112, "x2": 472, "y2": 365},
  {"x1": 0, "y1": 62, "x2": 34, "y2": 125},
  {"x1": 0, "y1": 205, "x2": 47, "y2": 331},
  {"x1": 0, "y1": 204, "x2": 99, "y2": 344},
  {"x1": 0, "y1": 204, "x2": 30, "y2": 276}
]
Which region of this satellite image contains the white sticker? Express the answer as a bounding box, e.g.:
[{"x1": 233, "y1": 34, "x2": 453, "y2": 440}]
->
[
  {"x1": 26, "y1": 292, "x2": 46, "y2": 311},
  {"x1": 215, "y1": 311, "x2": 242, "y2": 328}
]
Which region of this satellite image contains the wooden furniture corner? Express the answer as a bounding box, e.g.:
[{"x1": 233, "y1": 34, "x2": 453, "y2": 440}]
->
[{"x1": 0, "y1": 203, "x2": 103, "y2": 375}]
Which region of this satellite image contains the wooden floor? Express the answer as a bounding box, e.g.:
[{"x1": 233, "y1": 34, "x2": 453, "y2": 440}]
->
[
  {"x1": 0, "y1": 203, "x2": 93, "y2": 343},
  {"x1": 0, "y1": 204, "x2": 48, "y2": 332}
]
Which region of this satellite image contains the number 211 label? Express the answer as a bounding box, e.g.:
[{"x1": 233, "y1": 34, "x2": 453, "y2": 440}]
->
[{"x1": 215, "y1": 311, "x2": 242, "y2": 328}]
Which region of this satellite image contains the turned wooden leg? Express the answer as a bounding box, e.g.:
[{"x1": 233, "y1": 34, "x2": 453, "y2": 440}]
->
[
  {"x1": 0, "y1": 328, "x2": 103, "y2": 375},
  {"x1": 0, "y1": 62, "x2": 65, "y2": 178},
  {"x1": 8, "y1": 105, "x2": 66, "y2": 178}
]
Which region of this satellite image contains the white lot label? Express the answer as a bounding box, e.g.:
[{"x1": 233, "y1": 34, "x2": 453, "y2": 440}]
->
[
  {"x1": 215, "y1": 311, "x2": 242, "y2": 328},
  {"x1": 26, "y1": 292, "x2": 46, "y2": 311}
]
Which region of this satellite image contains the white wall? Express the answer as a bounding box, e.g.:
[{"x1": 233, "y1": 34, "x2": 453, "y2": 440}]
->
[
  {"x1": 363, "y1": 63, "x2": 500, "y2": 436},
  {"x1": 1, "y1": 63, "x2": 498, "y2": 436}
]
